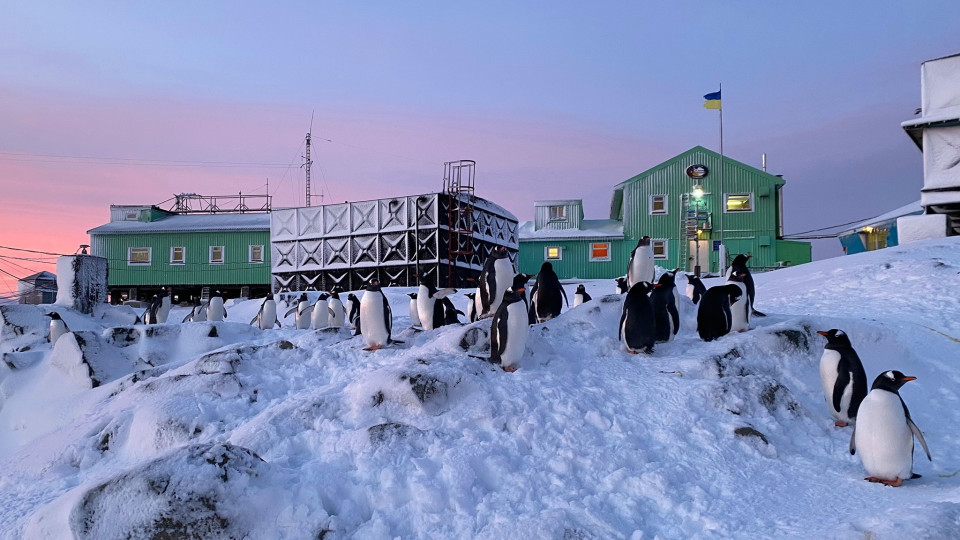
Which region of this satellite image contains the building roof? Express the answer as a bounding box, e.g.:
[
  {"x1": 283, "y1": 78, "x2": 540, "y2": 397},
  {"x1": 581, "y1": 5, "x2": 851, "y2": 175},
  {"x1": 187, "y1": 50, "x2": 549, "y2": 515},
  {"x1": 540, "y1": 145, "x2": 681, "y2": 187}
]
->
[
  {"x1": 519, "y1": 219, "x2": 623, "y2": 241},
  {"x1": 18, "y1": 271, "x2": 56, "y2": 283},
  {"x1": 88, "y1": 212, "x2": 270, "y2": 234},
  {"x1": 838, "y1": 200, "x2": 923, "y2": 236},
  {"x1": 613, "y1": 146, "x2": 786, "y2": 190}
]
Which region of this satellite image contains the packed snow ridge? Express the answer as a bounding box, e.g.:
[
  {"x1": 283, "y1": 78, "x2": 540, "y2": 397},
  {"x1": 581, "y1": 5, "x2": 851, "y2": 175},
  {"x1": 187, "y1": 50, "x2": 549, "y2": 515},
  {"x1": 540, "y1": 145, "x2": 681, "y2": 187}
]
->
[{"x1": 1, "y1": 237, "x2": 959, "y2": 539}]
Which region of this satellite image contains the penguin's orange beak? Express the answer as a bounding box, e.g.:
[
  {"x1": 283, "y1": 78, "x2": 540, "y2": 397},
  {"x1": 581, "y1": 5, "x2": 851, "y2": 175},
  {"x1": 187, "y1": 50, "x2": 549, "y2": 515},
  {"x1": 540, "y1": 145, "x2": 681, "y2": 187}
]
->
[
  {"x1": 516, "y1": 287, "x2": 525, "y2": 293},
  {"x1": 903, "y1": 376, "x2": 917, "y2": 382},
  {"x1": 816, "y1": 331, "x2": 829, "y2": 336}
]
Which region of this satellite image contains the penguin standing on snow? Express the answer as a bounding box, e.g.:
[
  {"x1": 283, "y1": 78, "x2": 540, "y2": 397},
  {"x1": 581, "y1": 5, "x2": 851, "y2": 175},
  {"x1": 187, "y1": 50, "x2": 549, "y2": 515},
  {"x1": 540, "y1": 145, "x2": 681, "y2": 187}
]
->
[
  {"x1": 696, "y1": 284, "x2": 742, "y2": 342},
  {"x1": 328, "y1": 290, "x2": 346, "y2": 328},
  {"x1": 528, "y1": 262, "x2": 568, "y2": 324},
  {"x1": 817, "y1": 329, "x2": 868, "y2": 427},
  {"x1": 619, "y1": 281, "x2": 657, "y2": 354},
  {"x1": 359, "y1": 279, "x2": 394, "y2": 350},
  {"x1": 207, "y1": 291, "x2": 227, "y2": 322},
  {"x1": 684, "y1": 274, "x2": 707, "y2": 305},
  {"x1": 155, "y1": 287, "x2": 172, "y2": 323},
  {"x1": 284, "y1": 292, "x2": 313, "y2": 330},
  {"x1": 417, "y1": 275, "x2": 457, "y2": 331},
  {"x1": 573, "y1": 284, "x2": 592, "y2": 307},
  {"x1": 490, "y1": 287, "x2": 529, "y2": 372},
  {"x1": 464, "y1": 292, "x2": 477, "y2": 323},
  {"x1": 851, "y1": 370, "x2": 931, "y2": 486},
  {"x1": 406, "y1": 292, "x2": 422, "y2": 328},
  {"x1": 182, "y1": 297, "x2": 207, "y2": 323},
  {"x1": 347, "y1": 293, "x2": 361, "y2": 334},
  {"x1": 726, "y1": 254, "x2": 764, "y2": 317},
  {"x1": 476, "y1": 246, "x2": 513, "y2": 319},
  {"x1": 651, "y1": 270, "x2": 680, "y2": 343},
  {"x1": 311, "y1": 293, "x2": 330, "y2": 330},
  {"x1": 626, "y1": 236, "x2": 655, "y2": 288},
  {"x1": 726, "y1": 271, "x2": 751, "y2": 333},
  {"x1": 615, "y1": 277, "x2": 630, "y2": 294},
  {"x1": 46, "y1": 312, "x2": 69, "y2": 344},
  {"x1": 441, "y1": 297, "x2": 464, "y2": 326},
  {"x1": 250, "y1": 294, "x2": 281, "y2": 329},
  {"x1": 139, "y1": 295, "x2": 158, "y2": 325}
]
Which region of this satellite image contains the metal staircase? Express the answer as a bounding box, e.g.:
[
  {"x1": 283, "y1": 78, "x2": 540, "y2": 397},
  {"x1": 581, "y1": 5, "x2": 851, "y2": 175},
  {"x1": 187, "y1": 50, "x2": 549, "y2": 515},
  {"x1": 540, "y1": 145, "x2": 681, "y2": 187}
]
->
[{"x1": 442, "y1": 160, "x2": 476, "y2": 287}]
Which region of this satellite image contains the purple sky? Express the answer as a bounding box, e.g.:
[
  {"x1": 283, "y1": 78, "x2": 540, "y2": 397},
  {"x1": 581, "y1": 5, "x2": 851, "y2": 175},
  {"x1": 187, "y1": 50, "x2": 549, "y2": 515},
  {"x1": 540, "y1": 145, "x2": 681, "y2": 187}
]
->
[{"x1": 2, "y1": 2, "x2": 959, "y2": 295}]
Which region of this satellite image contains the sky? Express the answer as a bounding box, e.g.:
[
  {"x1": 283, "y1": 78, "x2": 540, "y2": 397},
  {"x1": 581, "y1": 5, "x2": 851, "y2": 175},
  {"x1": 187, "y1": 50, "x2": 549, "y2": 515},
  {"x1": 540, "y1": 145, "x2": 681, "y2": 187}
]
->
[{"x1": 2, "y1": 1, "x2": 959, "y2": 296}]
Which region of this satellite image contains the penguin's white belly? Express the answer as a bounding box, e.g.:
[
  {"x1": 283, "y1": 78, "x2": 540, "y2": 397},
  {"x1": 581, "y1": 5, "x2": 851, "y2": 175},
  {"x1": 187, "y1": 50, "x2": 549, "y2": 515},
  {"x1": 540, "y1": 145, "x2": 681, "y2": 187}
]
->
[
  {"x1": 312, "y1": 300, "x2": 329, "y2": 329},
  {"x1": 208, "y1": 298, "x2": 225, "y2": 321},
  {"x1": 473, "y1": 287, "x2": 483, "y2": 319},
  {"x1": 819, "y1": 350, "x2": 852, "y2": 421},
  {"x1": 49, "y1": 321, "x2": 68, "y2": 344},
  {"x1": 466, "y1": 300, "x2": 476, "y2": 322},
  {"x1": 296, "y1": 302, "x2": 311, "y2": 329},
  {"x1": 855, "y1": 391, "x2": 915, "y2": 480},
  {"x1": 665, "y1": 299, "x2": 677, "y2": 341},
  {"x1": 193, "y1": 308, "x2": 206, "y2": 322},
  {"x1": 685, "y1": 284, "x2": 696, "y2": 302},
  {"x1": 500, "y1": 302, "x2": 528, "y2": 369},
  {"x1": 417, "y1": 287, "x2": 434, "y2": 330},
  {"x1": 329, "y1": 300, "x2": 345, "y2": 327},
  {"x1": 409, "y1": 298, "x2": 422, "y2": 327},
  {"x1": 629, "y1": 248, "x2": 654, "y2": 285},
  {"x1": 573, "y1": 293, "x2": 584, "y2": 307},
  {"x1": 360, "y1": 295, "x2": 389, "y2": 347},
  {"x1": 489, "y1": 258, "x2": 513, "y2": 314},
  {"x1": 728, "y1": 282, "x2": 750, "y2": 332},
  {"x1": 260, "y1": 302, "x2": 277, "y2": 330}
]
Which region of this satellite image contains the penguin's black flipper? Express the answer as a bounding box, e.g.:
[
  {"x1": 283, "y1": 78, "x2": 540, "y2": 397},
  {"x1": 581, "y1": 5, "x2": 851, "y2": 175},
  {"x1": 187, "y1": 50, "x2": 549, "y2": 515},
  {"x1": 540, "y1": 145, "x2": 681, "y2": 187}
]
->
[
  {"x1": 907, "y1": 417, "x2": 932, "y2": 461},
  {"x1": 275, "y1": 320, "x2": 282, "y2": 329},
  {"x1": 849, "y1": 426, "x2": 857, "y2": 455},
  {"x1": 911, "y1": 473, "x2": 923, "y2": 479},
  {"x1": 223, "y1": 308, "x2": 228, "y2": 319},
  {"x1": 668, "y1": 302, "x2": 680, "y2": 337},
  {"x1": 833, "y1": 368, "x2": 852, "y2": 413},
  {"x1": 249, "y1": 314, "x2": 260, "y2": 326},
  {"x1": 751, "y1": 308, "x2": 767, "y2": 317},
  {"x1": 181, "y1": 311, "x2": 193, "y2": 323},
  {"x1": 284, "y1": 306, "x2": 298, "y2": 318}
]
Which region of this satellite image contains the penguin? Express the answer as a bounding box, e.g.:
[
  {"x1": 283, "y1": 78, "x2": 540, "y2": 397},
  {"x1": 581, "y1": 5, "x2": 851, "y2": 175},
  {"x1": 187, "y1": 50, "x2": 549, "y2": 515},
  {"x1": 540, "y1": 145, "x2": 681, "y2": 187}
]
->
[
  {"x1": 328, "y1": 290, "x2": 346, "y2": 328},
  {"x1": 651, "y1": 270, "x2": 680, "y2": 343},
  {"x1": 476, "y1": 246, "x2": 513, "y2": 319},
  {"x1": 359, "y1": 279, "x2": 394, "y2": 350},
  {"x1": 626, "y1": 236, "x2": 655, "y2": 288},
  {"x1": 851, "y1": 370, "x2": 932, "y2": 486},
  {"x1": 45, "y1": 312, "x2": 69, "y2": 344},
  {"x1": 490, "y1": 287, "x2": 529, "y2": 372},
  {"x1": 696, "y1": 284, "x2": 742, "y2": 342},
  {"x1": 284, "y1": 292, "x2": 313, "y2": 329},
  {"x1": 441, "y1": 297, "x2": 464, "y2": 326},
  {"x1": 417, "y1": 275, "x2": 457, "y2": 331},
  {"x1": 726, "y1": 270, "x2": 751, "y2": 333},
  {"x1": 250, "y1": 294, "x2": 282, "y2": 329},
  {"x1": 528, "y1": 262, "x2": 569, "y2": 324},
  {"x1": 407, "y1": 292, "x2": 422, "y2": 328},
  {"x1": 619, "y1": 281, "x2": 656, "y2": 354},
  {"x1": 684, "y1": 274, "x2": 707, "y2": 305},
  {"x1": 573, "y1": 284, "x2": 592, "y2": 307},
  {"x1": 155, "y1": 287, "x2": 172, "y2": 324},
  {"x1": 510, "y1": 273, "x2": 533, "y2": 317},
  {"x1": 207, "y1": 291, "x2": 227, "y2": 322},
  {"x1": 347, "y1": 293, "x2": 361, "y2": 335},
  {"x1": 817, "y1": 329, "x2": 868, "y2": 427},
  {"x1": 726, "y1": 254, "x2": 765, "y2": 317},
  {"x1": 464, "y1": 292, "x2": 477, "y2": 323},
  {"x1": 311, "y1": 293, "x2": 330, "y2": 330},
  {"x1": 615, "y1": 277, "x2": 630, "y2": 294},
  {"x1": 140, "y1": 295, "x2": 159, "y2": 325}
]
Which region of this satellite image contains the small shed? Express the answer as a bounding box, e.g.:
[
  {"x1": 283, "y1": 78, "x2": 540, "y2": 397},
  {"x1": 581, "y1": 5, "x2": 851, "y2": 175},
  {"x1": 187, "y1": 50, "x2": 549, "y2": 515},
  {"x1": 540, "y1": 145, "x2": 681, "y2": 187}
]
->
[
  {"x1": 17, "y1": 271, "x2": 57, "y2": 305},
  {"x1": 838, "y1": 200, "x2": 923, "y2": 254}
]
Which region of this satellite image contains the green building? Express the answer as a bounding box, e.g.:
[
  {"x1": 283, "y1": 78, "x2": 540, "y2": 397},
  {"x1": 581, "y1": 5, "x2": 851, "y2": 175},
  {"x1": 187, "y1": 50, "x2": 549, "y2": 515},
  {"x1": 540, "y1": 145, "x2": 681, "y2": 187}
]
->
[
  {"x1": 519, "y1": 146, "x2": 811, "y2": 278},
  {"x1": 88, "y1": 205, "x2": 271, "y2": 303}
]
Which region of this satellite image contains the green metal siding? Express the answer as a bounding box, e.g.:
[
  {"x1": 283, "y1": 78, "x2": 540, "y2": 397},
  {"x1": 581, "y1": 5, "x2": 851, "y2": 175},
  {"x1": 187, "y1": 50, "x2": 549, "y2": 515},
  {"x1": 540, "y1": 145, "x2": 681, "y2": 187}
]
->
[
  {"x1": 775, "y1": 240, "x2": 812, "y2": 267},
  {"x1": 518, "y1": 239, "x2": 627, "y2": 279},
  {"x1": 90, "y1": 230, "x2": 271, "y2": 287}
]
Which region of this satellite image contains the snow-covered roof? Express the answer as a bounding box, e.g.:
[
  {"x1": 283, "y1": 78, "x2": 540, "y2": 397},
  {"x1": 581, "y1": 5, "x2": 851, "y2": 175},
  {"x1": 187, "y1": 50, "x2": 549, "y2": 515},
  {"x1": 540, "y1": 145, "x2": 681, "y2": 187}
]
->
[
  {"x1": 87, "y1": 213, "x2": 270, "y2": 234},
  {"x1": 18, "y1": 271, "x2": 56, "y2": 283},
  {"x1": 518, "y1": 219, "x2": 623, "y2": 241},
  {"x1": 838, "y1": 200, "x2": 923, "y2": 235}
]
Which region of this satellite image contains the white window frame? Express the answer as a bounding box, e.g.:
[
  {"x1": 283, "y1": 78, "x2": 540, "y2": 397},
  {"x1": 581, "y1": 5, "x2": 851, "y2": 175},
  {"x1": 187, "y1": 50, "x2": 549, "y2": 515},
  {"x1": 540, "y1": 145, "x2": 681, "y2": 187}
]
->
[
  {"x1": 249, "y1": 244, "x2": 264, "y2": 263},
  {"x1": 209, "y1": 246, "x2": 225, "y2": 265},
  {"x1": 652, "y1": 239, "x2": 668, "y2": 260},
  {"x1": 123, "y1": 210, "x2": 140, "y2": 221},
  {"x1": 589, "y1": 242, "x2": 611, "y2": 262},
  {"x1": 649, "y1": 194, "x2": 668, "y2": 215},
  {"x1": 548, "y1": 205, "x2": 566, "y2": 221},
  {"x1": 127, "y1": 247, "x2": 151, "y2": 266},
  {"x1": 170, "y1": 246, "x2": 185, "y2": 265},
  {"x1": 545, "y1": 246, "x2": 562, "y2": 260},
  {"x1": 724, "y1": 193, "x2": 755, "y2": 213}
]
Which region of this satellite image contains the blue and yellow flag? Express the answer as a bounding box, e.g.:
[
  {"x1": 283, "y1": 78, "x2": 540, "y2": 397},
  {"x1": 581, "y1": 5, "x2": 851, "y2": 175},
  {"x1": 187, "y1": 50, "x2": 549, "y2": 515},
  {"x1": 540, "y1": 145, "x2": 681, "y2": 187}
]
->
[{"x1": 704, "y1": 90, "x2": 721, "y2": 110}]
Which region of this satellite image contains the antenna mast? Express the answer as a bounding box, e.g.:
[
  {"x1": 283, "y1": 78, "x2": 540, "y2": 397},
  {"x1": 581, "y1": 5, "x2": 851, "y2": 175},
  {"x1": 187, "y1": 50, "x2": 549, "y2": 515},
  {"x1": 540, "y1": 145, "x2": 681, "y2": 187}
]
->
[{"x1": 302, "y1": 111, "x2": 315, "y2": 207}]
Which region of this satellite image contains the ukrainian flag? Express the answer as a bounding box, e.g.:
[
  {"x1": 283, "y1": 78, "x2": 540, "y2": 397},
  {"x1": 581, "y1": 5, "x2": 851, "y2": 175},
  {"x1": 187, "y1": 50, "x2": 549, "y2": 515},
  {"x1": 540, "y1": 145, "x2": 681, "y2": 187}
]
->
[{"x1": 704, "y1": 90, "x2": 721, "y2": 110}]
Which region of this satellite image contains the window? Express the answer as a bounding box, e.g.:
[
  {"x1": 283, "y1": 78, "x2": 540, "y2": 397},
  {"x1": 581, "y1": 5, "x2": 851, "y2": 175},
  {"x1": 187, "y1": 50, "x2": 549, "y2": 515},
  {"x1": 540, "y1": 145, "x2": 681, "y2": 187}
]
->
[
  {"x1": 548, "y1": 205, "x2": 566, "y2": 221},
  {"x1": 170, "y1": 246, "x2": 185, "y2": 265},
  {"x1": 128, "y1": 247, "x2": 151, "y2": 265},
  {"x1": 210, "y1": 246, "x2": 225, "y2": 264},
  {"x1": 249, "y1": 245, "x2": 264, "y2": 263},
  {"x1": 589, "y1": 242, "x2": 610, "y2": 262},
  {"x1": 652, "y1": 239, "x2": 668, "y2": 260},
  {"x1": 725, "y1": 193, "x2": 754, "y2": 212},
  {"x1": 123, "y1": 210, "x2": 140, "y2": 221},
  {"x1": 649, "y1": 195, "x2": 668, "y2": 215},
  {"x1": 545, "y1": 246, "x2": 562, "y2": 260}
]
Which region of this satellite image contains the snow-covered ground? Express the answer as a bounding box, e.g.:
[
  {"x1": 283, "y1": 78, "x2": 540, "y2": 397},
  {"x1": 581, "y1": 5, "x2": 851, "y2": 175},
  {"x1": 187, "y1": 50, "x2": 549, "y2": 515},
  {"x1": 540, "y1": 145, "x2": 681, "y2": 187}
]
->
[{"x1": 1, "y1": 237, "x2": 959, "y2": 539}]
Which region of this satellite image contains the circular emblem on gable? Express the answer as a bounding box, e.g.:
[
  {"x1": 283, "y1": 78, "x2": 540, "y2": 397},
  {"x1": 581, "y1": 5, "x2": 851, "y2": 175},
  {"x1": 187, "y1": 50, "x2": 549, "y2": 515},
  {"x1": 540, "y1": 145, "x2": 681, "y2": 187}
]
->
[{"x1": 686, "y1": 164, "x2": 709, "y2": 179}]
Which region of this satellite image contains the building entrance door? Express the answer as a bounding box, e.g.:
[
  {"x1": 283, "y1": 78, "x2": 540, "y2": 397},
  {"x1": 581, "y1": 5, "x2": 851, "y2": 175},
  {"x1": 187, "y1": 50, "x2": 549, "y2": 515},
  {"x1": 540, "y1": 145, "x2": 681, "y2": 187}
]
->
[{"x1": 688, "y1": 240, "x2": 711, "y2": 274}]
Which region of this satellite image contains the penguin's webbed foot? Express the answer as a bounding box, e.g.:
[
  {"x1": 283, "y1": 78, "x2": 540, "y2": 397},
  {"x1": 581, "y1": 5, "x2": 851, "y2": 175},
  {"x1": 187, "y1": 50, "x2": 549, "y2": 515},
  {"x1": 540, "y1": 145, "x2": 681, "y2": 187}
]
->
[
  {"x1": 502, "y1": 364, "x2": 518, "y2": 373},
  {"x1": 625, "y1": 349, "x2": 638, "y2": 355},
  {"x1": 751, "y1": 309, "x2": 767, "y2": 317},
  {"x1": 362, "y1": 344, "x2": 384, "y2": 351},
  {"x1": 834, "y1": 420, "x2": 849, "y2": 427},
  {"x1": 865, "y1": 476, "x2": 903, "y2": 487}
]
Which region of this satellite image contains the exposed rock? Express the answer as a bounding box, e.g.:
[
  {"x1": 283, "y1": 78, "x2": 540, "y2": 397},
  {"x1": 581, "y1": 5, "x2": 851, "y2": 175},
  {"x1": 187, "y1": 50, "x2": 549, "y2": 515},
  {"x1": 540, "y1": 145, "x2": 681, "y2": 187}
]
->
[
  {"x1": 368, "y1": 422, "x2": 424, "y2": 446},
  {"x1": 734, "y1": 426, "x2": 769, "y2": 445}
]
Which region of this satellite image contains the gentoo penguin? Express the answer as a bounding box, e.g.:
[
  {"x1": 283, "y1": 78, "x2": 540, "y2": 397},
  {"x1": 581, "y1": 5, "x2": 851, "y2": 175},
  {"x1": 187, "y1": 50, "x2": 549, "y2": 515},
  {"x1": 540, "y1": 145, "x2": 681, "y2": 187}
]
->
[
  {"x1": 490, "y1": 287, "x2": 529, "y2": 372},
  {"x1": 359, "y1": 279, "x2": 394, "y2": 350},
  {"x1": 851, "y1": 370, "x2": 931, "y2": 486},
  {"x1": 726, "y1": 271, "x2": 751, "y2": 333},
  {"x1": 207, "y1": 291, "x2": 227, "y2": 322},
  {"x1": 615, "y1": 277, "x2": 630, "y2": 294},
  {"x1": 406, "y1": 292, "x2": 422, "y2": 328},
  {"x1": 250, "y1": 294, "x2": 281, "y2": 329},
  {"x1": 155, "y1": 287, "x2": 172, "y2": 323},
  {"x1": 626, "y1": 236, "x2": 655, "y2": 288},
  {"x1": 45, "y1": 312, "x2": 69, "y2": 344},
  {"x1": 441, "y1": 297, "x2": 464, "y2": 326},
  {"x1": 684, "y1": 274, "x2": 707, "y2": 305},
  {"x1": 140, "y1": 295, "x2": 158, "y2": 325},
  {"x1": 476, "y1": 246, "x2": 513, "y2": 319},
  {"x1": 182, "y1": 298, "x2": 207, "y2": 323},
  {"x1": 510, "y1": 273, "x2": 533, "y2": 317},
  {"x1": 328, "y1": 290, "x2": 346, "y2": 328},
  {"x1": 651, "y1": 270, "x2": 680, "y2": 343},
  {"x1": 619, "y1": 281, "x2": 657, "y2": 354},
  {"x1": 347, "y1": 293, "x2": 361, "y2": 335},
  {"x1": 726, "y1": 254, "x2": 765, "y2": 317},
  {"x1": 464, "y1": 292, "x2": 477, "y2": 323},
  {"x1": 528, "y1": 262, "x2": 568, "y2": 324},
  {"x1": 283, "y1": 293, "x2": 313, "y2": 330},
  {"x1": 817, "y1": 329, "x2": 868, "y2": 427},
  {"x1": 417, "y1": 275, "x2": 456, "y2": 331},
  {"x1": 573, "y1": 284, "x2": 592, "y2": 307},
  {"x1": 311, "y1": 293, "x2": 330, "y2": 330},
  {"x1": 696, "y1": 284, "x2": 742, "y2": 342}
]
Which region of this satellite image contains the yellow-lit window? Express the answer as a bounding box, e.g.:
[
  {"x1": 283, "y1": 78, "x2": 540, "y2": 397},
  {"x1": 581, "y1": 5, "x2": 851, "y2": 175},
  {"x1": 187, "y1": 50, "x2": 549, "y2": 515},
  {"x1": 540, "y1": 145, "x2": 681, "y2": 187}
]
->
[
  {"x1": 649, "y1": 195, "x2": 668, "y2": 215},
  {"x1": 210, "y1": 246, "x2": 225, "y2": 264},
  {"x1": 652, "y1": 239, "x2": 668, "y2": 260},
  {"x1": 170, "y1": 247, "x2": 185, "y2": 265},
  {"x1": 549, "y1": 206, "x2": 566, "y2": 221},
  {"x1": 725, "y1": 193, "x2": 753, "y2": 212},
  {"x1": 546, "y1": 246, "x2": 562, "y2": 260},
  {"x1": 128, "y1": 247, "x2": 151, "y2": 265},
  {"x1": 589, "y1": 243, "x2": 610, "y2": 262}
]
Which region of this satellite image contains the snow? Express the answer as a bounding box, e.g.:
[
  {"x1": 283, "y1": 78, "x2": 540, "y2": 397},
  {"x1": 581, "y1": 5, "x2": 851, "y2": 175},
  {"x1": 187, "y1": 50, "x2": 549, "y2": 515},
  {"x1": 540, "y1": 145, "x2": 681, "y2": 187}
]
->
[
  {"x1": 2, "y1": 237, "x2": 960, "y2": 538},
  {"x1": 519, "y1": 219, "x2": 624, "y2": 240},
  {"x1": 839, "y1": 200, "x2": 922, "y2": 234},
  {"x1": 897, "y1": 213, "x2": 949, "y2": 244}
]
